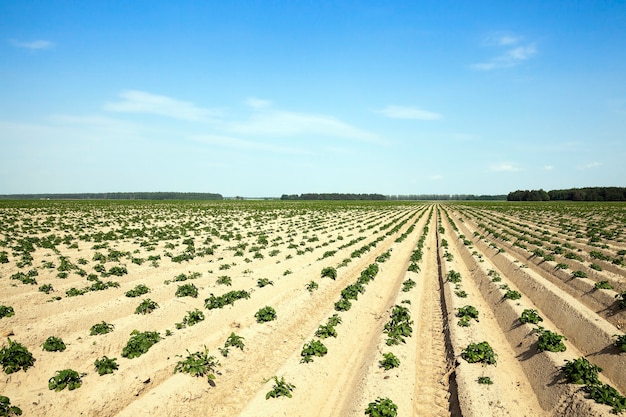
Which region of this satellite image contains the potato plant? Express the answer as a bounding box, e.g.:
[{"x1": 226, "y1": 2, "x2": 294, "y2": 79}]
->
[
  {"x1": 175, "y1": 283, "x2": 198, "y2": 298},
  {"x1": 48, "y1": 369, "x2": 84, "y2": 391},
  {"x1": 461, "y1": 341, "x2": 497, "y2": 366},
  {"x1": 121, "y1": 330, "x2": 162, "y2": 359},
  {"x1": 560, "y1": 357, "x2": 601, "y2": 385},
  {"x1": 379, "y1": 352, "x2": 400, "y2": 370},
  {"x1": 0, "y1": 395, "x2": 22, "y2": 416},
  {"x1": 42, "y1": 336, "x2": 66, "y2": 352},
  {"x1": 125, "y1": 284, "x2": 150, "y2": 298},
  {"x1": 265, "y1": 376, "x2": 295, "y2": 399},
  {"x1": 300, "y1": 340, "x2": 328, "y2": 363},
  {"x1": 134, "y1": 299, "x2": 159, "y2": 315},
  {"x1": 174, "y1": 347, "x2": 220, "y2": 383},
  {"x1": 534, "y1": 327, "x2": 567, "y2": 352},
  {"x1": 94, "y1": 356, "x2": 119, "y2": 376},
  {"x1": 255, "y1": 306, "x2": 276, "y2": 323},
  {"x1": 365, "y1": 397, "x2": 398, "y2": 417},
  {"x1": 90, "y1": 321, "x2": 115, "y2": 336},
  {"x1": 0, "y1": 306, "x2": 15, "y2": 319},
  {"x1": 519, "y1": 309, "x2": 543, "y2": 325},
  {"x1": 0, "y1": 339, "x2": 36, "y2": 374}
]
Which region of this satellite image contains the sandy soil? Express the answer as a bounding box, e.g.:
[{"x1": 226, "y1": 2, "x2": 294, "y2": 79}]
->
[{"x1": 1, "y1": 201, "x2": 625, "y2": 416}]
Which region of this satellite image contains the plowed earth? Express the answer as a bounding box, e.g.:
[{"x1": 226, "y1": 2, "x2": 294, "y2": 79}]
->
[{"x1": 1, "y1": 201, "x2": 625, "y2": 416}]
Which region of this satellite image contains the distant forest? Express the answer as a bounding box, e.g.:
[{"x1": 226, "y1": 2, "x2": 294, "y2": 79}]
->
[
  {"x1": 281, "y1": 193, "x2": 506, "y2": 201},
  {"x1": 507, "y1": 187, "x2": 626, "y2": 201},
  {"x1": 280, "y1": 193, "x2": 387, "y2": 200},
  {"x1": 0, "y1": 192, "x2": 223, "y2": 200},
  {"x1": 387, "y1": 194, "x2": 506, "y2": 201}
]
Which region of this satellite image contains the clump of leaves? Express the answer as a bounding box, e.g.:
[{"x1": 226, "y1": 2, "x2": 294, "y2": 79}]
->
[
  {"x1": 174, "y1": 347, "x2": 220, "y2": 383},
  {"x1": 504, "y1": 289, "x2": 522, "y2": 300},
  {"x1": 321, "y1": 266, "x2": 337, "y2": 280},
  {"x1": 584, "y1": 383, "x2": 626, "y2": 414},
  {"x1": 300, "y1": 340, "x2": 328, "y2": 363},
  {"x1": 94, "y1": 356, "x2": 118, "y2": 376},
  {"x1": 461, "y1": 341, "x2": 497, "y2": 366},
  {"x1": 457, "y1": 305, "x2": 479, "y2": 327},
  {"x1": 42, "y1": 336, "x2": 66, "y2": 352},
  {"x1": 520, "y1": 309, "x2": 543, "y2": 325},
  {"x1": 379, "y1": 352, "x2": 400, "y2": 370},
  {"x1": 0, "y1": 395, "x2": 22, "y2": 416},
  {"x1": 48, "y1": 369, "x2": 84, "y2": 391},
  {"x1": 177, "y1": 309, "x2": 206, "y2": 329},
  {"x1": 561, "y1": 357, "x2": 602, "y2": 385},
  {"x1": 204, "y1": 290, "x2": 250, "y2": 309},
  {"x1": 0, "y1": 306, "x2": 15, "y2": 319},
  {"x1": 121, "y1": 330, "x2": 161, "y2": 359},
  {"x1": 595, "y1": 280, "x2": 613, "y2": 290},
  {"x1": 266, "y1": 376, "x2": 295, "y2": 399},
  {"x1": 535, "y1": 327, "x2": 567, "y2": 352},
  {"x1": 216, "y1": 275, "x2": 232, "y2": 286},
  {"x1": 306, "y1": 281, "x2": 319, "y2": 292},
  {"x1": 255, "y1": 306, "x2": 277, "y2": 323},
  {"x1": 572, "y1": 270, "x2": 588, "y2": 279},
  {"x1": 175, "y1": 283, "x2": 198, "y2": 298},
  {"x1": 446, "y1": 270, "x2": 461, "y2": 283},
  {"x1": 334, "y1": 298, "x2": 352, "y2": 312},
  {"x1": 90, "y1": 321, "x2": 115, "y2": 336},
  {"x1": 38, "y1": 284, "x2": 54, "y2": 294},
  {"x1": 401, "y1": 278, "x2": 416, "y2": 292},
  {"x1": 224, "y1": 332, "x2": 245, "y2": 353},
  {"x1": 384, "y1": 305, "x2": 413, "y2": 346},
  {"x1": 0, "y1": 338, "x2": 36, "y2": 374},
  {"x1": 125, "y1": 284, "x2": 150, "y2": 298},
  {"x1": 478, "y1": 376, "x2": 493, "y2": 385},
  {"x1": 315, "y1": 323, "x2": 337, "y2": 339},
  {"x1": 365, "y1": 397, "x2": 398, "y2": 417},
  {"x1": 134, "y1": 298, "x2": 159, "y2": 315},
  {"x1": 615, "y1": 292, "x2": 626, "y2": 309},
  {"x1": 257, "y1": 278, "x2": 273, "y2": 288},
  {"x1": 455, "y1": 290, "x2": 468, "y2": 298},
  {"x1": 613, "y1": 334, "x2": 626, "y2": 352}
]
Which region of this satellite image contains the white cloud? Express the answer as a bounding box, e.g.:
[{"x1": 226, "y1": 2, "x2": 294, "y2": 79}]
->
[
  {"x1": 471, "y1": 32, "x2": 536, "y2": 71},
  {"x1": 104, "y1": 90, "x2": 221, "y2": 122},
  {"x1": 490, "y1": 162, "x2": 520, "y2": 172},
  {"x1": 376, "y1": 105, "x2": 442, "y2": 121},
  {"x1": 190, "y1": 135, "x2": 310, "y2": 155},
  {"x1": 10, "y1": 39, "x2": 54, "y2": 50},
  {"x1": 577, "y1": 162, "x2": 602, "y2": 170},
  {"x1": 544, "y1": 165, "x2": 555, "y2": 171},
  {"x1": 429, "y1": 174, "x2": 444, "y2": 180},
  {"x1": 245, "y1": 97, "x2": 272, "y2": 109}
]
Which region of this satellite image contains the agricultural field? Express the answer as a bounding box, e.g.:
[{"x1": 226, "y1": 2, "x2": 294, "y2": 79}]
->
[{"x1": 1, "y1": 200, "x2": 625, "y2": 416}]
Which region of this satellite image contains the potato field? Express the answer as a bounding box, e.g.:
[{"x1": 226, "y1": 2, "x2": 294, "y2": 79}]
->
[{"x1": 1, "y1": 200, "x2": 625, "y2": 416}]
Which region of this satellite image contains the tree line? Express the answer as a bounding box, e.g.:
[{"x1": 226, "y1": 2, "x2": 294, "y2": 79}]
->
[
  {"x1": 0, "y1": 192, "x2": 223, "y2": 200},
  {"x1": 280, "y1": 193, "x2": 387, "y2": 200},
  {"x1": 507, "y1": 187, "x2": 626, "y2": 201}
]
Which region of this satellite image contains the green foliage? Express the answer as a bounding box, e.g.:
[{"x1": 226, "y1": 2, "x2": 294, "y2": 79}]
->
[
  {"x1": 300, "y1": 340, "x2": 328, "y2": 363},
  {"x1": 379, "y1": 352, "x2": 400, "y2": 370},
  {"x1": 520, "y1": 309, "x2": 543, "y2": 325},
  {"x1": 175, "y1": 283, "x2": 198, "y2": 298},
  {"x1": 595, "y1": 280, "x2": 613, "y2": 290},
  {"x1": 174, "y1": 347, "x2": 220, "y2": 382},
  {"x1": 315, "y1": 323, "x2": 337, "y2": 339},
  {"x1": 177, "y1": 309, "x2": 205, "y2": 328},
  {"x1": 216, "y1": 275, "x2": 232, "y2": 286},
  {"x1": 455, "y1": 290, "x2": 468, "y2": 298},
  {"x1": 572, "y1": 270, "x2": 588, "y2": 278},
  {"x1": 615, "y1": 292, "x2": 626, "y2": 310},
  {"x1": 535, "y1": 327, "x2": 567, "y2": 352},
  {"x1": 384, "y1": 305, "x2": 413, "y2": 346},
  {"x1": 48, "y1": 369, "x2": 84, "y2": 391},
  {"x1": 401, "y1": 278, "x2": 417, "y2": 292},
  {"x1": 365, "y1": 397, "x2": 398, "y2": 417},
  {"x1": 0, "y1": 395, "x2": 22, "y2": 416},
  {"x1": 446, "y1": 270, "x2": 461, "y2": 283},
  {"x1": 94, "y1": 356, "x2": 118, "y2": 376},
  {"x1": 0, "y1": 306, "x2": 15, "y2": 319},
  {"x1": 134, "y1": 298, "x2": 159, "y2": 315},
  {"x1": 321, "y1": 266, "x2": 337, "y2": 280},
  {"x1": 457, "y1": 305, "x2": 479, "y2": 327},
  {"x1": 504, "y1": 290, "x2": 522, "y2": 300},
  {"x1": 257, "y1": 278, "x2": 273, "y2": 288},
  {"x1": 125, "y1": 284, "x2": 150, "y2": 297},
  {"x1": 204, "y1": 290, "x2": 250, "y2": 309},
  {"x1": 477, "y1": 376, "x2": 493, "y2": 385},
  {"x1": 255, "y1": 306, "x2": 277, "y2": 323},
  {"x1": 121, "y1": 330, "x2": 161, "y2": 359},
  {"x1": 0, "y1": 338, "x2": 36, "y2": 374},
  {"x1": 561, "y1": 357, "x2": 602, "y2": 385},
  {"x1": 306, "y1": 281, "x2": 319, "y2": 292},
  {"x1": 90, "y1": 321, "x2": 114, "y2": 335},
  {"x1": 334, "y1": 298, "x2": 352, "y2": 312},
  {"x1": 590, "y1": 263, "x2": 603, "y2": 271},
  {"x1": 461, "y1": 341, "x2": 497, "y2": 366},
  {"x1": 614, "y1": 334, "x2": 626, "y2": 353},
  {"x1": 555, "y1": 263, "x2": 569, "y2": 270},
  {"x1": 266, "y1": 376, "x2": 295, "y2": 399},
  {"x1": 584, "y1": 383, "x2": 626, "y2": 414},
  {"x1": 42, "y1": 336, "x2": 66, "y2": 352},
  {"x1": 224, "y1": 332, "x2": 245, "y2": 351}
]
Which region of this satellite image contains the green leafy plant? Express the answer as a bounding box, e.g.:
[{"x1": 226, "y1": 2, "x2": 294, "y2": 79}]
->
[
  {"x1": 504, "y1": 289, "x2": 522, "y2": 300},
  {"x1": 94, "y1": 356, "x2": 118, "y2": 376},
  {"x1": 90, "y1": 321, "x2": 115, "y2": 335},
  {"x1": 121, "y1": 330, "x2": 161, "y2": 359},
  {"x1": 0, "y1": 306, "x2": 15, "y2": 319},
  {"x1": 177, "y1": 309, "x2": 206, "y2": 329},
  {"x1": 266, "y1": 376, "x2": 295, "y2": 399},
  {"x1": 48, "y1": 369, "x2": 84, "y2": 391},
  {"x1": 535, "y1": 327, "x2": 567, "y2": 352},
  {"x1": 455, "y1": 290, "x2": 468, "y2": 298},
  {"x1": 0, "y1": 395, "x2": 22, "y2": 416},
  {"x1": 365, "y1": 397, "x2": 398, "y2": 417},
  {"x1": 204, "y1": 290, "x2": 250, "y2": 309},
  {"x1": 560, "y1": 357, "x2": 601, "y2": 385},
  {"x1": 334, "y1": 298, "x2": 352, "y2": 312},
  {"x1": 315, "y1": 323, "x2": 337, "y2": 339},
  {"x1": 174, "y1": 347, "x2": 220, "y2": 383},
  {"x1": 216, "y1": 275, "x2": 232, "y2": 286},
  {"x1": 175, "y1": 283, "x2": 198, "y2": 298},
  {"x1": 613, "y1": 334, "x2": 626, "y2": 352},
  {"x1": 584, "y1": 383, "x2": 626, "y2": 414},
  {"x1": 224, "y1": 332, "x2": 245, "y2": 351},
  {"x1": 255, "y1": 306, "x2": 277, "y2": 323},
  {"x1": 0, "y1": 338, "x2": 36, "y2": 374},
  {"x1": 615, "y1": 292, "x2": 626, "y2": 309},
  {"x1": 38, "y1": 283, "x2": 54, "y2": 294},
  {"x1": 477, "y1": 376, "x2": 493, "y2": 385},
  {"x1": 134, "y1": 298, "x2": 159, "y2": 314},
  {"x1": 300, "y1": 340, "x2": 328, "y2": 363},
  {"x1": 379, "y1": 352, "x2": 400, "y2": 370},
  {"x1": 457, "y1": 305, "x2": 479, "y2": 327},
  {"x1": 257, "y1": 278, "x2": 273, "y2": 288},
  {"x1": 306, "y1": 281, "x2": 319, "y2": 292},
  {"x1": 571, "y1": 270, "x2": 588, "y2": 278},
  {"x1": 595, "y1": 280, "x2": 613, "y2": 290},
  {"x1": 520, "y1": 309, "x2": 543, "y2": 325},
  {"x1": 321, "y1": 266, "x2": 337, "y2": 280},
  {"x1": 125, "y1": 284, "x2": 150, "y2": 298},
  {"x1": 461, "y1": 341, "x2": 497, "y2": 366},
  {"x1": 446, "y1": 270, "x2": 462, "y2": 283},
  {"x1": 42, "y1": 336, "x2": 66, "y2": 352},
  {"x1": 401, "y1": 278, "x2": 417, "y2": 292}
]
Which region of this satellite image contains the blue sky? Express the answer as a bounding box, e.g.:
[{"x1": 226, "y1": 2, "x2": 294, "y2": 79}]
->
[{"x1": 1, "y1": 1, "x2": 625, "y2": 197}]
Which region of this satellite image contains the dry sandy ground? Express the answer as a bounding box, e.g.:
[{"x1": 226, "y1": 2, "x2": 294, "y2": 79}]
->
[{"x1": 1, "y1": 202, "x2": 625, "y2": 416}]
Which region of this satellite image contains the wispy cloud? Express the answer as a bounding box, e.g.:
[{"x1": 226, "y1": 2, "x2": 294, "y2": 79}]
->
[
  {"x1": 544, "y1": 165, "x2": 555, "y2": 171},
  {"x1": 245, "y1": 97, "x2": 272, "y2": 109},
  {"x1": 104, "y1": 90, "x2": 221, "y2": 122},
  {"x1": 190, "y1": 135, "x2": 311, "y2": 155},
  {"x1": 490, "y1": 162, "x2": 520, "y2": 172},
  {"x1": 429, "y1": 174, "x2": 444, "y2": 180},
  {"x1": 471, "y1": 33, "x2": 536, "y2": 71},
  {"x1": 577, "y1": 162, "x2": 602, "y2": 170},
  {"x1": 226, "y1": 105, "x2": 379, "y2": 142},
  {"x1": 376, "y1": 105, "x2": 442, "y2": 121},
  {"x1": 10, "y1": 39, "x2": 55, "y2": 50}
]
